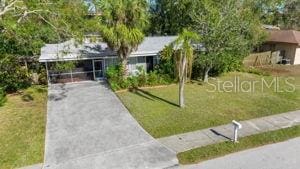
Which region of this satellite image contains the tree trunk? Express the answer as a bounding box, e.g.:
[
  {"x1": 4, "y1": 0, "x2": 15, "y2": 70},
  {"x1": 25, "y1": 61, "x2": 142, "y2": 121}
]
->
[
  {"x1": 119, "y1": 50, "x2": 129, "y2": 78},
  {"x1": 203, "y1": 67, "x2": 210, "y2": 83},
  {"x1": 179, "y1": 55, "x2": 187, "y2": 108},
  {"x1": 121, "y1": 58, "x2": 127, "y2": 75},
  {"x1": 179, "y1": 78, "x2": 185, "y2": 108}
]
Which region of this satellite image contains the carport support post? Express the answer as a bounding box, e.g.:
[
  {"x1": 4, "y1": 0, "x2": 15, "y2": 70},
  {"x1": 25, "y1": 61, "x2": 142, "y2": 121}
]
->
[
  {"x1": 45, "y1": 62, "x2": 50, "y2": 84},
  {"x1": 92, "y1": 59, "x2": 96, "y2": 80}
]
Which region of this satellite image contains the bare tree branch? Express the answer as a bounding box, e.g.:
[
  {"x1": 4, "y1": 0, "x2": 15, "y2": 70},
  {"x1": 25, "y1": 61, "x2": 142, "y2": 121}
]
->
[{"x1": 0, "y1": 0, "x2": 19, "y2": 17}]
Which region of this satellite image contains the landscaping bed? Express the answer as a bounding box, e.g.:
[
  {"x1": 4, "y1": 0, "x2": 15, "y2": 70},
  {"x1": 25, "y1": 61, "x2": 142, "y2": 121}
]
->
[{"x1": 0, "y1": 86, "x2": 47, "y2": 169}]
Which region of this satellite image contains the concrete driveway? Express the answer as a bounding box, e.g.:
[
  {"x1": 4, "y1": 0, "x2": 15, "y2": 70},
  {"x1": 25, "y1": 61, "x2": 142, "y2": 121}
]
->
[{"x1": 44, "y1": 81, "x2": 178, "y2": 169}]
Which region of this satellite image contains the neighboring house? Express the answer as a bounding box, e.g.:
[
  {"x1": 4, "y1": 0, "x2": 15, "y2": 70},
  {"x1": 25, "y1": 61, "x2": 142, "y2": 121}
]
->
[
  {"x1": 39, "y1": 36, "x2": 176, "y2": 83},
  {"x1": 260, "y1": 30, "x2": 300, "y2": 65}
]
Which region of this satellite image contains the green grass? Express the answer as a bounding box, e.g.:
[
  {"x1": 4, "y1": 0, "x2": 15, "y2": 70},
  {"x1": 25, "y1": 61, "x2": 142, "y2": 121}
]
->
[
  {"x1": 0, "y1": 86, "x2": 47, "y2": 169},
  {"x1": 177, "y1": 125, "x2": 300, "y2": 164},
  {"x1": 117, "y1": 71, "x2": 300, "y2": 138}
]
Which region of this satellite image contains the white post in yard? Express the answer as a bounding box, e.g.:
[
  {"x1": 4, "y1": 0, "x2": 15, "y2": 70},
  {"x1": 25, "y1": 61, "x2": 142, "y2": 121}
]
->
[{"x1": 232, "y1": 120, "x2": 242, "y2": 143}]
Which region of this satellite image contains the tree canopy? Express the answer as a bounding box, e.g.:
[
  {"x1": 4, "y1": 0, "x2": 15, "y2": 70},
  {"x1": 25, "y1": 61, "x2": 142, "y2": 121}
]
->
[
  {"x1": 95, "y1": 0, "x2": 149, "y2": 74},
  {"x1": 0, "y1": 0, "x2": 96, "y2": 56},
  {"x1": 0, "y1": 0, "x2": 97, "y2": 92},
  {"x1": 191, "y1": 0, "x2": 265, "y2": 82},
  {"x1": 244, "y1": 0, "x2": 300, "y2": 30},
  {"x1": 148, "y1": 0, "x2": 198, "y2": 35}
]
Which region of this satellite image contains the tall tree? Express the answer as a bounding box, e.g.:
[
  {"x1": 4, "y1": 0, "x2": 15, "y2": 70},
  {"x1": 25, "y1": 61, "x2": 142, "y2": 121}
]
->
[
  {"x1": 192, "y1": 0, "x2": 265, "y2": 82},
  {"x1": 148, "y1": 0, "x2": 198, "y2": 35},
  {"x1": 96, "y1": 0, "x2": 149, "y2": 76},
  {"x1": 0, "y1": 0, "x2": 94, "y2": 56},
  {"x1": 164, "y1": 29, "x2": 199, "y2": 108},
  {"x1": 244, "y1": 0, "x2": 300, "y2": 30},
  {"x1": 282, "y1": 0, "x2": 300, "y2": 30},
  {"x1": 244, "y1": 0, "x2": 285, "y2": 26},
  {"x1": 0, "y1": 0, "x2": 95, "y2": 91}
]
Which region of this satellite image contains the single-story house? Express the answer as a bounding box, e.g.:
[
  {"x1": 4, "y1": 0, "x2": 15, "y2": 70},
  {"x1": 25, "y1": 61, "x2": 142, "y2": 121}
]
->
[
  {"x1": 260, "y1": 30, "x2": 300, "y2": 65},
  {"x1": 39, "y1": 36, "x2": 177, "y2": 83}
]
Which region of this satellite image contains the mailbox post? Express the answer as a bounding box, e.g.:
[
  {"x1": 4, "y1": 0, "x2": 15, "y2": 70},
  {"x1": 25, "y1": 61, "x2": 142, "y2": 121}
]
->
[{"x1": 232, "y1": 120, "x2": 242, "y2": 143}]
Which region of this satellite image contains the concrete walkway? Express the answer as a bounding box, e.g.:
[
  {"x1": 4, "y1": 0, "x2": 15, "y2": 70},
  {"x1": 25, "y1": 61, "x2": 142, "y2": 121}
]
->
[
  {"x1": 182, "y1": 137, "x2": 300, "y2": 169},
  {"x1": 44, "y1": 81, "x2": 178, "y2": 169},
  {"x1": 18, "y1": 163, "x2": 43, "y2": 169},
  {"x1": 158, "y1": 110, "x2": 300, "y2": 153}
]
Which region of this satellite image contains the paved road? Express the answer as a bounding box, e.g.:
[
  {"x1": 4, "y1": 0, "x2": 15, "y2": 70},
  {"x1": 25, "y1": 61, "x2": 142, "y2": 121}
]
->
[
  {"x1": 182, "y1": 137, "x2": 300, "y2": 169},
  {"x1": 44, "y1": 81, "x2": 178, "y2": 169}
]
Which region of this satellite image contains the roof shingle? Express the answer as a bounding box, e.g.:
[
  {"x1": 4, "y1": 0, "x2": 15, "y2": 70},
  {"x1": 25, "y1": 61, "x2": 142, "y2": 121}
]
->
[
  {"x1": 266, "y1": 30, "x2": 300, "y2": 45},
  {"x1": 39, "y1": 36, "x2": 177, "y2": 62}
]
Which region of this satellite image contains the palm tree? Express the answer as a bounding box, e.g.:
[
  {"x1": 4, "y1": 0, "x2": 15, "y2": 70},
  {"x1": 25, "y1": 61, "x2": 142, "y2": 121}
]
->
[
  {"x1": 165, "y1": 29, "x2": 199, "y2": 108},
  {"x1": 96, "y1": 0, "x2": 148, "y2": 76}
]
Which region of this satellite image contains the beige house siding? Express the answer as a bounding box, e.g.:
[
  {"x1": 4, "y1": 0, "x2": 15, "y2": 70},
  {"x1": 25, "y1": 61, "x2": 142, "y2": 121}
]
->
[
  {"x1": 273, "y1": 43, "x2": 297, "y2": 64},
  {"x1": 295, "y1": 47, "x2": 300, "y2": 65},
  {"x1": 262, "y1": 43, "x2": 298, "y2": 64}
]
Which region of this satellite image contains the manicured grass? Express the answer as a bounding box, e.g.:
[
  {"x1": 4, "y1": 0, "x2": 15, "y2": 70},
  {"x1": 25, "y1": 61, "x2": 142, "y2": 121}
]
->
[
  {"x1": 117, "y1": 70, "x2": 300, "y2": 138},
  {"x1": 177, "y1": 125, "x2": 300, "y2": 164},
  {"x1": 0, "y1": 86, "x2": 47, "y2": 169}
]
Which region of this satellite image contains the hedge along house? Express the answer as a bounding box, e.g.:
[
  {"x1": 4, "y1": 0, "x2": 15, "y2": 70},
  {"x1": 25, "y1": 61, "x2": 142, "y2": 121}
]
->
[{"x1": 39, "y1": 36, "x2": 177, "y2": 84}]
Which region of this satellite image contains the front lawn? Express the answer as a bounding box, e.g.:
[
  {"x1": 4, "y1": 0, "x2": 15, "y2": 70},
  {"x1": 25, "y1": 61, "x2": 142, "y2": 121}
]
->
[
  {"x1": 0, "y1": 86, "x2": 47, "y2": 169},
  {"x1": 117, "y1": 68, "x2": 300, "y2": 138},
  {"x1": 177, "y1": 125, "x2": 300, "y2": 164}
]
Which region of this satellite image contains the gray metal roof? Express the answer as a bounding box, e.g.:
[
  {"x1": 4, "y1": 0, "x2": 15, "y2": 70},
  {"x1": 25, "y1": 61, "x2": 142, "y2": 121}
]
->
[{"x1": 39, "y1": 36, "x2": 177, "y2": 62}]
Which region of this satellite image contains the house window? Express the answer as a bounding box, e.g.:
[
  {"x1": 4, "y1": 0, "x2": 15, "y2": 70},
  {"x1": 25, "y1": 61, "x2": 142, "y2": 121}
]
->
[{"x1": 137, "y1": 56, "x2": 145, "y2": 63}]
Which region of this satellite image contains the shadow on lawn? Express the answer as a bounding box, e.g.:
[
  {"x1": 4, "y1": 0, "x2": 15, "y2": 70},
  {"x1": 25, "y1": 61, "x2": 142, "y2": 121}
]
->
[{"x1": 130, "y1": 88, "x2": 179, "y2": 107}]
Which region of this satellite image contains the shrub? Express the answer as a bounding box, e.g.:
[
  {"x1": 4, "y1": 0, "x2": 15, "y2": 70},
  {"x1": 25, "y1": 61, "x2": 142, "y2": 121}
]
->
[
  {"x1": 136, "y1": 66, "x2": 147, "y2": 87},
  {"x1": 0, "y1": 88, "x2": 6, "y2": 107},
  {"x1": 0, "y1": 55, "x2": 31, "y2": 92},
  {"x1": 127, "y1": 76, "x2": 139, "y2": 88},
  {"x1": 155, "y1": 54, "x2": 176, "y2": 79},
  {"x1": 106, "y1": 64, "x2": 128, "y2": 91},
  {"x1": 106, "y1": 64, "x2": 174, "y2": 91},
  {"x1": 147, "y1": 71, "x2": 159, "y2": 86},
  {"x1": 159, "y1": 74, "x2": 174, "y2": 84}
]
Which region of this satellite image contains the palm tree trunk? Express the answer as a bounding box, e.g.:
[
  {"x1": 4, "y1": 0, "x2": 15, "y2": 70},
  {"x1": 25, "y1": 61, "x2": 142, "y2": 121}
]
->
[
  {"x1": 203, "y1": 67, "x2": 210, "y2": 83},
  {"x1": 179, "y1": 55, "x2": 187, "y2": 108},
  {"x1": 121, "y1": 58, "x2": 127, "y2": 75},
  {"x1": 119, "y1": 51, "x2": 129, "y2": 78}
]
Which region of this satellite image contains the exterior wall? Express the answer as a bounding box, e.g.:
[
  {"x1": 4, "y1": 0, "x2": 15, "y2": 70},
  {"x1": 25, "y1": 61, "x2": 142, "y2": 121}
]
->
[
  {"x1": 274, "y1": 43, "x2": 297, "y2": 64},
  {"x1": 104, "y1": 55, "x2": 158, "y2": 75},
  {"x1": 295, "y1": 47, "x2": 300, "y2": 65},
  {"x1": 261, "y1": 43, "x2": 298, "y2": 64},
  {"x1": 46, "y1": 55, "x2": 158, "y2": 83},
  {"x1": 128, "y1": 56, "x2": 147, "y2": 75}
]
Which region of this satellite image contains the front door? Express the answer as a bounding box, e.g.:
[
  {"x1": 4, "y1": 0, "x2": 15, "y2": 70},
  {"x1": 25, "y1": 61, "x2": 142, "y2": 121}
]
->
[
  {"x1": 146, "y1": 56, "x2": 154, "y2": 72},
  {"x1": 93, "y1": 60, "x2": 104, "y2": 80}
]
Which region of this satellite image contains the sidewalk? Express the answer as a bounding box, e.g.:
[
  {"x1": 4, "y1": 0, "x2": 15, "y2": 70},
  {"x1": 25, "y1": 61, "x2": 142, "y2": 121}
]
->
[{"x1": 158, "y1": 110, "x2": 300, "y2": 153}]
